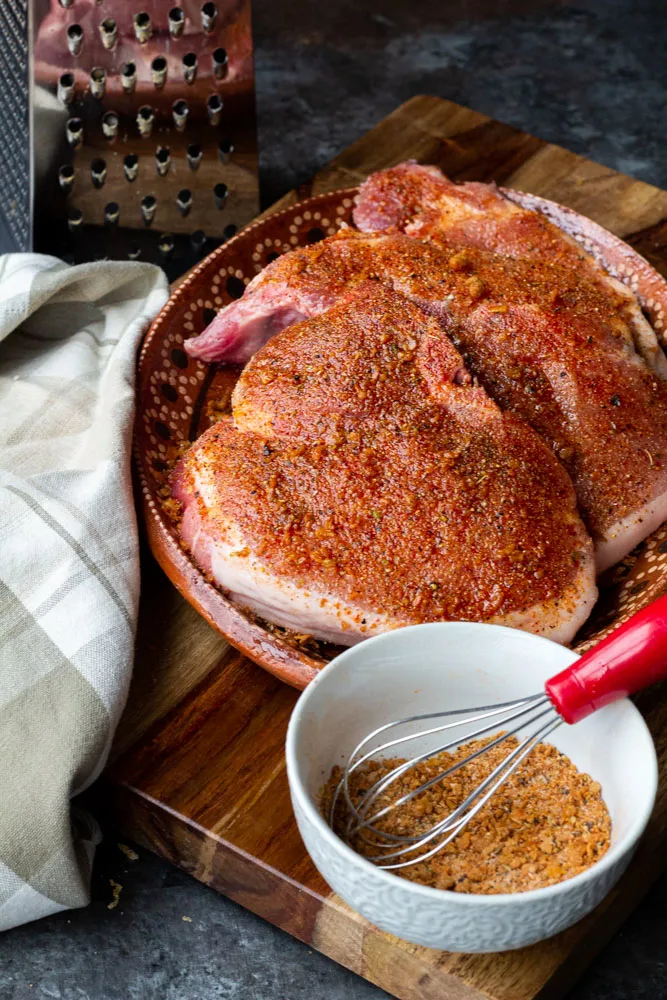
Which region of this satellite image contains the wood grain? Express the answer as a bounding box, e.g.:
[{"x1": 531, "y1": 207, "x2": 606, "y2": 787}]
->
[{"x1": 108, "y1": 96, "x2": 667, "y2": 1000}]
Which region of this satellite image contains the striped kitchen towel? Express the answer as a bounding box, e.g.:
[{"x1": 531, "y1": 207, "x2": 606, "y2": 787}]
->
[{"x1": 0, "y1": 254, "x2": 168, "y2": 930}]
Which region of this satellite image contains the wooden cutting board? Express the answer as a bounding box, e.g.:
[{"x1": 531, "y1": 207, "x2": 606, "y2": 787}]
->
[{"x1": 107, "y1": 96, "x2": 667, "y2": 1000}]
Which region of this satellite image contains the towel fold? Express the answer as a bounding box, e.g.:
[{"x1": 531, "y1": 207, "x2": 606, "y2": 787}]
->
[{"x1": 0, "y1": 254, "x2": 169, "y2": 930}]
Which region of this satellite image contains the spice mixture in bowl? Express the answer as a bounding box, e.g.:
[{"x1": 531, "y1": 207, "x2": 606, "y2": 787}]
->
[
  {"x1": 286, "y1": 621, "x2": 657, "y2": 952},
  {"x1": 322, "y1": 736, "x2": 611, "y2": 895}
]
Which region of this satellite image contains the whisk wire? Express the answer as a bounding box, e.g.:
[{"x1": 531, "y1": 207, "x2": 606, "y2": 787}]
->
[
  {"x1": 345, "y1": 695, "x2": 554, "y2": 838},
  {"x1": 329, "y1": 693, "x2": 547, "y2": 829},
  {"x1": 374, "y1": 715, "x2": 563, "y2": 869},
  {"x1": 330, "y1": 692, "x2": 564, "y2": 870},
  {"x1": 350, "y1": 702, "x2": 559, "y2": 850}
]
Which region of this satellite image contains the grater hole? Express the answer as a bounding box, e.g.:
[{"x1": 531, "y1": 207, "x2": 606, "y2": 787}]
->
[
  {"x1": 90, "y1": 66, "x2": 106, "y2": 98},
  {"x1": 218, "y1": 138, "x2": 234, "y2": 163},
  {"x1": 202, "y1": 307, "x2": 217, "y2": 325},
  {"x1": 142, "y1": 195, "x2": 157, "y2": 225},
  {"x1": 151, "y1": 56, "x2": 168, "y2": 88},
  {"x1": 159, "y1": 234, "x2": 175, "y2": 257},
  {"x1": 137, "y1": 106, "x2": 155, "y2": 136},
  {"x1": 223, "y1": 224, "x2": 237, "y2": 240},
  {"x1": 104, "y1": 202, "x2": 120, "y2": 225},
  {"x1": 101, "y1": 111, "x2": 119, "y2": 139},
  {"x1": 122, "y1": 62, "x2": 137, "y2": 93},
  {"x1": 124, "y1": 153, "x2": 139, "y2": 181},
  {"x1": 66, "y1": 118, "x2": 83, "y2": 146},
  {"x1": 162, "y1": 383, "x2": 178, "y2": 402},
  {"x1": 134, "y1": 11, "x2": 153, "y2": 43},
  {"x1": 169, "y1": 6, "x2": 185, "y2": 36},
  {"x1": 213, "y1": 183, "x2": 228, "y2": 209},
  {"x1": 173, "y1": 100, "x2": 189, "y2": 130},
  {"x1": 307, "y1": 227, "x2": 325, "y2": 244},
  {"x1": 172, "y1": 348, "x2": 188, "y2": 368},
  {"x1": 187, "y1": 143, "x2": 202, "y2": 171},
  {"x1": 58, "y1": 73, "x2": 75, "y2": 105},
  {"x1": 58, "y1": 165, "x2": 75, "y2": 193},
  {"x1": 191, "y1": 230, "x2": 206, "y2": 251},
  {"x1": 266, "y1": 251, "x2": 280, "y2": 263},
  {"x1": 91, "y1": 158, "x2": 107, "y2": 188},
  {"x1": 156, "y1": 147, "x2": 171, "y2": 176},
  {"x1": 207, "y1": 94, "x2": 223, "y2": 126},
  {"x1": 67, "y1": 208, "x2": 84, "y2": 231},
  {"x1": 201, "y1": 2, "x2": 217, "y2": 31},
  {"x1": 100, "y1": 18, "x2": 118, "y2": 48},
  {"x1": 183, "y1": 52, "x2": 198, "y2": 84},
  {"x1": 177, "y1": 189, "x2": 193, "y2": 216},
  {"x1": 67, "y1": 24, "x2": 84, "y2": 55},
  {"x1": 212, "y1": 48, "x2": 228, "y2": 78}
]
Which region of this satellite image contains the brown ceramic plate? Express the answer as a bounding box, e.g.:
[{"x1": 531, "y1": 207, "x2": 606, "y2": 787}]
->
[{"x1": 135, "y1": 187, "x2": 667, "y2": 690}]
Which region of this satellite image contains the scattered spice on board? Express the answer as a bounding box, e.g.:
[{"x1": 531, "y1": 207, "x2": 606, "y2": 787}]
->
[{"x1": 322, "y1": 735, "x2": 611, "y2": 894}]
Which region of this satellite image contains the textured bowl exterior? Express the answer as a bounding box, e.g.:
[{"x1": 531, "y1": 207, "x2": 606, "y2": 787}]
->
[
  {"x1": 136, "y1": 187, "x2": 667, "y2": 687},
  {"x1": 290, "y1": 786, "x2": 635, "y2": 952}
]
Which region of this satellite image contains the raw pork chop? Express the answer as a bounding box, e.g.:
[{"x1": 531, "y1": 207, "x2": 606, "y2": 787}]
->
[
  {"x1": 354, "y1": 161, "x2": 667, "y2": 378},
  {"x1": 173, "y1": 285, "x2": 596, "y2": 645},
  {"x1": 185, "y1": 228, "x2": 667, "y2": 571}
]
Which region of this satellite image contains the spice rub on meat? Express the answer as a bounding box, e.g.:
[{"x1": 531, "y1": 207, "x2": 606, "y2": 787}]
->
[
  {"x1": 173, "y1": 284, "x2": 596, "y2": 645},
  {"x1": 353, "y1": 161, "x2": 667, "y2": 379},
  {"x1": 185, "y1": 226, "x2": 667, "y2": 571}
]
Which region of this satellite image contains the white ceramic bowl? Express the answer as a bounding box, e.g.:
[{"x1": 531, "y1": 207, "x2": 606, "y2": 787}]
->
[{"x1": 286, "y1": 622, "x2": 658, "y2": 953}]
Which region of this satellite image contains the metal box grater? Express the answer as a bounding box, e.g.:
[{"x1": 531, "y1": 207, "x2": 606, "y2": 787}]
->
[{"x1": 0, "y1": 0, "x2": 259, "y2": 280}]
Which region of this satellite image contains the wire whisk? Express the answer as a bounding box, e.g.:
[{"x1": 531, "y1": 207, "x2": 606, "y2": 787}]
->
[{"x1": 330, "y1": 595, "x2": 667, "y2": 869}]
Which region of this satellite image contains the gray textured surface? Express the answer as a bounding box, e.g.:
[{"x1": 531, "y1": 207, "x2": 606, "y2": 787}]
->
[{"x1": 3, "y1": 0, "x2": 667, "y2": 996}]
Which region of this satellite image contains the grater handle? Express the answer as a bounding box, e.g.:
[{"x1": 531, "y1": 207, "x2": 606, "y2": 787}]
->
[{"x1": 545, "y1": 594, "x2": 667, "y2": 724}]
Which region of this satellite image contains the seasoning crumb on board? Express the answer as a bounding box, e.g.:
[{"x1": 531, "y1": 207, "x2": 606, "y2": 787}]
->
[
  {"x1": 322, "y1": 736, "x2": 611, "y2": 894},
  {"x1": 117, "y1": 843, "x2": 139, "y2": 862},
  {"x1": 107, "y1": 879, "x2": 123, "y2": 910}
]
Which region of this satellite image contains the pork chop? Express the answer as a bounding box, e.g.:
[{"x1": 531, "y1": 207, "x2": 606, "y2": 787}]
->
[
  {"x1": 173, "y1": 285, "x2": 596, "y2": 645},
  {"x1": 353, "y1": 161, "x2": 667, "y2": 379},
  {"x1": 185, "y1": 228, "x2": 667, "y2": 571}
]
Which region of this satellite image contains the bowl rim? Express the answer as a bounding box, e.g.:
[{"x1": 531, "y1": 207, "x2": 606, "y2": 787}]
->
[{"x1": 286, "y1": 620, "x2": 658, "y2": 906}]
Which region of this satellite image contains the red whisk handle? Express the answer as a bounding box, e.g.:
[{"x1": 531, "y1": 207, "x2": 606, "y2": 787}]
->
[{"x1": 546, "y1": 593, "x2": 667, "y2": 724}]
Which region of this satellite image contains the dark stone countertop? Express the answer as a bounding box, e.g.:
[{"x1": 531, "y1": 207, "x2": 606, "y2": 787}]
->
[{"x1": 3, "y1": 0, "x2": 667, "y2": 996}]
